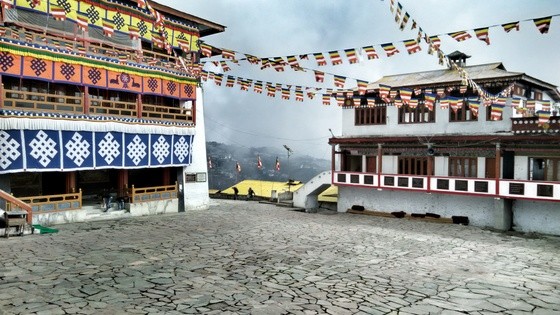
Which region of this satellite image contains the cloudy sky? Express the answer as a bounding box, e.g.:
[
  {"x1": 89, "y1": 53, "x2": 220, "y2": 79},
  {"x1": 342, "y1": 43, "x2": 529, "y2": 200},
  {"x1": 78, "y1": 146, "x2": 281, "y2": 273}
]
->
[{"x1": 157, "y1": 0, "x2": 559, "y2": 159}]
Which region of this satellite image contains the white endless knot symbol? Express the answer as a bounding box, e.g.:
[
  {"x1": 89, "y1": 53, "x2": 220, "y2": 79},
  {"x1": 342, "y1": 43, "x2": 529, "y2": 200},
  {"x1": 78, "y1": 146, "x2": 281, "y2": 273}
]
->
[
  {"x1": 0, "y1": 131, "x2": 21, "y2": 169},
  {"x1": 152, "y1": 136, "x2": 170, "y2": 164},
  {"x1": 174, "y1": 136, "x2": 189, "y2": 163},
  {"x1": 127, "y1": 135, "x2": 146, "y2": 165},
  {"x1": 98, "y1": 133, "x2": 120, "y2": 164},
  {"x1": 65, "y1": 132, "x2": 91, "y2": 166},
  {"x1": 29, "y1": 130, "x2": 57, "y2": 167}
]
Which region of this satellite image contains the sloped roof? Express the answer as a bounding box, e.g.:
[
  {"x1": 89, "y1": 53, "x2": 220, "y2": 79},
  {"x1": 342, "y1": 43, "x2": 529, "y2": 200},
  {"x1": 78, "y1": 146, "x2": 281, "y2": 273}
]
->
[{"x1": 367, "y1": 63, "x2": 521, "y2": 89}]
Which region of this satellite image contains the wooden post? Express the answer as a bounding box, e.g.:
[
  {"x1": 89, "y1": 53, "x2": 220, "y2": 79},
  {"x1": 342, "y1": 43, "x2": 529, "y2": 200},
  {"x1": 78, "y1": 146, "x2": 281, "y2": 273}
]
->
[
  {"x1": 0, "y1": 75, "x2": 4, "y2": 108},
  {"x1": 136, "y1": 94, "x2": 142, "y2": 119},
  {"x1": 118, "y1": 169, "x2": 128, "y2": 197},
  {"x1": 83, "y1": 86, "x2": 89, "y2": 114},
  {"x1": 65, "y1": 172, "x2": 77, "y2": 193},
  {"x1": 377, "y1": 144, "x2": 383, "y2": 188},
  {"x1": 192, "y1": 100, "x2": 196, "y2": 124}
]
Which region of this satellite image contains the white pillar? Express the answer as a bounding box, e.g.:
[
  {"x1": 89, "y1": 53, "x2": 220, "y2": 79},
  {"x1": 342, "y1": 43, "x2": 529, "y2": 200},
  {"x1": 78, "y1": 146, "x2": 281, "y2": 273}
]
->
[{"x1": 182, "y1": 86, "x2": 210, "y2": 210}]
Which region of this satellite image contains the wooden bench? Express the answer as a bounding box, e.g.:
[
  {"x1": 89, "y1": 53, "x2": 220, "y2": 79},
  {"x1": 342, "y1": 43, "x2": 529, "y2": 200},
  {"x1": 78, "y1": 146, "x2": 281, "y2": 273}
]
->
[{"x1": 3, "y1": 210, "x2": 28, "y2": 237}]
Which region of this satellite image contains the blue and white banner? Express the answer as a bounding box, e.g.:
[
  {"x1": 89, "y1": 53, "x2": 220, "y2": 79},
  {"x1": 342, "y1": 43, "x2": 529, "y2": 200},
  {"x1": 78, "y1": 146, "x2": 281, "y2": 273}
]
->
[{"x1": 0, "y1": 129, "x2": 194, "y2": 173}]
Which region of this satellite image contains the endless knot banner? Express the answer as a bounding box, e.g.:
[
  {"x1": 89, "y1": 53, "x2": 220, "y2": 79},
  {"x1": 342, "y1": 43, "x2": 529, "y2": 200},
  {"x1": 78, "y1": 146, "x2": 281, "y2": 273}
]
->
[
  {"x1": 63, "y1": 131, "x2": 92, "y2": 168},
  {"x1": 25, "y1": 130, "x2": 60, "y2": 169},
  {"x1": 152, "y1": 135, "x2": 171, "y2": 165},
  {"x1": 0, "y1": 130, "x2": 22, "y2": 170},
  {"x1": 0, "y1": 129, "x2": 194, "y2": 174}
]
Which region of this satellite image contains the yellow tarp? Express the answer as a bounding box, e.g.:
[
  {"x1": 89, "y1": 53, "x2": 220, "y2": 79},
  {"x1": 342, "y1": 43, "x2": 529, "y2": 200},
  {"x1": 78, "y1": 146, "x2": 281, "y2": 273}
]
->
[{"x1": 216, "y1": 180, "x2": 337, "y2": 202}]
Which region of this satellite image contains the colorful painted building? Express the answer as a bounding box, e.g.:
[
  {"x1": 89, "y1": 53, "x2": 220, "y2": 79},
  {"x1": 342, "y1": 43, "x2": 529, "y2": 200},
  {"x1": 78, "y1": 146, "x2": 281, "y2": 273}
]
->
[
  {"x1": 330, "y1": 53, "x2": 560, "y2": 235},
  {"x1": 0, "y1": 0, "x2": 224, "y2": 224}
]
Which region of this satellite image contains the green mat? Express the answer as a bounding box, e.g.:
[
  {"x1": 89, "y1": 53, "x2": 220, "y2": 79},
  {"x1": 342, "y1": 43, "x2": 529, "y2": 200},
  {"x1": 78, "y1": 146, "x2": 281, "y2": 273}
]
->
[{"x1": 32, "y1": 225, "x2": 59, "y2": 234}]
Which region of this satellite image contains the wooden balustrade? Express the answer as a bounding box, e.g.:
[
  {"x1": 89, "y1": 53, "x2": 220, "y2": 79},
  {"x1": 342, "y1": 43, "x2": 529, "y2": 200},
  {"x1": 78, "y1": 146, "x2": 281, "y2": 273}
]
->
[
  {"x1": 142, "y1": 103, "x2": 192, "y2": 122},
  {"x1": 3, "y1": 88, "x2": 83, "y2": 114},
  {"x1": 127, "y1": 182, "x2": 178, "y2": 203},
  {"x1": 19, "y1": 190, "x2": 82, "y2": 213},
  {"x1": 0, "y1": 189, "x2": 32, "y2": 224},
  {"x1": 89, "y1": 98, "x2": 138, "y2": 117}
]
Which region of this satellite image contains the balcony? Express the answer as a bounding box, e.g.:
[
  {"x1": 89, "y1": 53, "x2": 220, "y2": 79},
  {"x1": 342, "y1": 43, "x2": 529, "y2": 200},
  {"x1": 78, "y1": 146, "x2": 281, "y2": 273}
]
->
[
  {"x1": 512, "y1": 116, "x2": 560, "y2": 134},
  {"x1": 2, "y1": 88, "x2": 193, "y2": 124},
  {"x1": 333, "y1": 171, "x2": 560, "y2": 202}
]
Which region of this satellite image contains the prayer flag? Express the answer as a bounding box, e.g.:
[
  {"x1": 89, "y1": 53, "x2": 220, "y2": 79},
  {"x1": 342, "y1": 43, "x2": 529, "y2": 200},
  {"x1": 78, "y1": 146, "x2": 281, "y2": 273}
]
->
[
  {"x1": 362, "y1": 46, "x2": 379, "y2": 60},
  {"x1": 77, "y1": 12, "x2": 89, "y2": 31},
  {"x1": 537, "y1": 110, "x2": 551, "y2": 126},
  {"x1": 357, "y1": 80, "x2": 368, "y2": 95},
  {"x1": 314, "y1": 53, "x2": 327, "y2": 66},
  {"x1": 102, "y1": 18, "x2": 115, "y2": 37},
  {"x1": 475, "y1": 27, "x2": 490, "y2": 45},
  {"x1": 314, "y1": 70, "x2": 325, "y2": 83},
  {"x1": 329, "y1": 51, "x2": 343, "y2": 65},
  {"x1": 534, "y1": 16, "x2": 552, "y2": 34},
  {"x1": 404, "y1": 39, "x2": 421, "y2": 54},
  {"x1": 257, "y1": 156, "x2": 262, "y2": 169},
  {"x1": 424, "y1": 93, "x2": 436, "y2": 111},
  {"x1": 50, "y1": 3, "x2": 67, "y2": 21},
  {"x1": 503, "y1": 21, "x2": 520, "y2": 32},
  {"x1": 491, "y1": 104, "x2": 505, "y2": 120},
  {"x1": 275, "y1": 158, "x2": 280, "y2": 171},
  {"x1": 334, "y1": 75, "x2": 346, "y2": 88},
  {"x1": 449, "y1": 31, "x2": 471, "y2": 42},
  {"x1": 381, "y1": 43, "x2": 399, "y2": 57},
  {"x1": 345, "y1": 48, "x2": 359, "y2": 64}
]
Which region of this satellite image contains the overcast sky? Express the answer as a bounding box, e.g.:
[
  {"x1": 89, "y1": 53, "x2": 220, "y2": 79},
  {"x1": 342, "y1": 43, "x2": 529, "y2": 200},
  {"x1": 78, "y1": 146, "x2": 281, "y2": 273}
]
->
[{"x1": 157, "y1": 0, "x2": 559, "y2": 159}]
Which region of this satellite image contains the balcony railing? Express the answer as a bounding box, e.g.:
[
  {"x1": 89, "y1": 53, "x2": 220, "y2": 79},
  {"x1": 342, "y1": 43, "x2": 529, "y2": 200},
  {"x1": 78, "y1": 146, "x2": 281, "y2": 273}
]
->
[
  {"x1": 2, "y1": 89, "x2": 83, "y2": 115},
  {"x1": 19, "y1": 190, "x2": 82, "y2": 213},
  {"x1": 333, "y1": 171, "x2": 560, "y2": 202},
  {"x1": 126, "y1": 182, "x2": 178, "y2": 204},
  {"x1": 2, "y1": 88, "x2": 193, "y2": 124},
  {"x1": 512, "y1": 116, "x2": 560, "y2": 134}
]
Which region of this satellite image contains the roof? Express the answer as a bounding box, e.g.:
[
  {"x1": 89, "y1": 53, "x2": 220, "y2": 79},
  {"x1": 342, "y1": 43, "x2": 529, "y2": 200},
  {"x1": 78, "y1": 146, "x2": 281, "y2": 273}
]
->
[
  {"x1": 150, "y1": 1, "x2": 225, "y2": 37},
  {"x1": 367, "y1": 62, "x2": 522, "y2": 89},
  {"x1": 365, "y1": 62, "x2": 560, "y2": 102}
]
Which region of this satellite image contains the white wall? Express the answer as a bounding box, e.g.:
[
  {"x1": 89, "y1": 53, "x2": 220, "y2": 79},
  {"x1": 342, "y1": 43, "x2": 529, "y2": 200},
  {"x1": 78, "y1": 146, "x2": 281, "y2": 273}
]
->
[
  {"x1": 182, "y1": 87, "x2": 210, "y2": 211},
  {"x1": 342, "y1": 102, "x2": 513, "y2": 137},
  {"x1": 513, "y1": 200, "x2": 560, "y2": 235},
  {"x1": 514, "y1": 156, "x2": 529, "y2": 180},
  {"x1": 337, "y1": 185, "x2": 497, "y2": 228}
]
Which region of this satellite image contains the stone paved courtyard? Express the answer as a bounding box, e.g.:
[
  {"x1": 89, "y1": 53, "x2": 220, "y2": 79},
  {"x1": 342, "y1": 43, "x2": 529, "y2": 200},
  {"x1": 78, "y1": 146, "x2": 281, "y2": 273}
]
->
[{"x1": 1, "y1": 200, "x2": 560, "y2": 315}]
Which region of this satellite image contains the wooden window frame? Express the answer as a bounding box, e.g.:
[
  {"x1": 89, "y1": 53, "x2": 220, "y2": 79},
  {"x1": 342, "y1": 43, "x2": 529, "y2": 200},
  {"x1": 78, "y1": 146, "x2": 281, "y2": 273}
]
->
[
  {"x1": 354, "y1": 106, "x2": 387, "y2": 125},
  {"x1": 449, "y1": 157, "x2": 478, "y2": 178},
  {"x1": 398, "y1": 104, "x2": 435, "y2": 124}
]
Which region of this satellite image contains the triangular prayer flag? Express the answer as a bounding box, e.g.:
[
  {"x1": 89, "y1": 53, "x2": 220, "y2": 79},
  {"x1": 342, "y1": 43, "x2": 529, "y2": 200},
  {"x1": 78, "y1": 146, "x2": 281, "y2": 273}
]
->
[
  {"x1": 475, "y1": 27, "x2": 490, "y2": 45},
  {"x1": 379, "y1": 84, "x2": 391, "y2": 102},
  {"x1": 282, "y1": 88, "x2": 290, "y2": 100},
  {"x1": 449, "y1": 31, "x2": 471, "y2": 42},
  {"x1": 76, "y1": 11, "x2": 89, "y2": 31},
  {"x1": 404, "y1": 39, "x2": 421, "y2": 54},
  {"x1": 286, "y1": 55, "x2": 300, "y2": 69},
  {"x1": 534, "y1": 16, "x2": 552, "y2": 34},
  {"x1": 362, "y1": 46, "x2": 379, "y2": 60},
  {"x1": 334, "y1": 75, "x2": 346, "y2": 88},
  {"x1": 424, "y1": 93, "x2": 436, "y2": 111},
  {"x1": 345, "y1": 48, "x2": 359, "y2": 64},
  {"x1": 491, "y1": 104, "x2": 505, "y2": 121},
  {"x1": 102, "y1": 18, "x2": 115, "y2": 37},
  {"x1": 357, "y1": 80, "x2": 368, "y2": 95},
  {"x1": 200, "y1": 43, "x2": 213, "y2": 57},
  {"x1": 537, "y1": 110, "x2": 551, "y2": 127},
  {"x1": 468, "y1": 99, "x2": 480, "y2": 117},
  {"x1": 381, "y1": 43, "x2": 399, "y2": 57},
  {"x1": 50, "y1": 3, "x2": 67, "y2": 21},
  {"x1": 329, "y1": 51, "x2": 343, "y2": 65},
  {"x1": 399, "y1": 12, "x2": 410, "y2": 30},
  {"x1": 222, "y1": 49, "x2": 236, "y2": 60},
  {"x1": 314, "y1": 70, "x2": 325, "y2": 83},
  {"x1": 314, "y1": 52, "x2": 327, "y2": 66},
  {"x1": 399, "y1": 88, "x2": 413, "y2": 104},
  {"x1": 502, "y1": 21, "x2": 520, "y2": 32},
  {"x1": 322, "y1": 94, "x2": 331, "y2": 106}
]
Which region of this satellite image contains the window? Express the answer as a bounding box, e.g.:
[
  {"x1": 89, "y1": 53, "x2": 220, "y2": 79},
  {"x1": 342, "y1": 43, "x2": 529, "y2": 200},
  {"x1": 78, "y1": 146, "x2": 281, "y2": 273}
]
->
[
  {"x1": 449, "y1": 157, "x2": 478, "y2": 177},
  {"x1": 342, "y1": 154, "x2": 362, "y2": 172},
  {"x1": 530, "y1": 158, "x2": 560, "y2": 181},
  {"x1": 398, "y1": 157, "x2": 432, "y2": 175},
  {"x1": 355, "y1": 106, "x2": 386, "y2": 125},
  {"x1": 449, "y1": 101, "x2": 478, "y2": 122},
  {"x1": 398, "y1": 104, "x2": 435, "y2": 124}
]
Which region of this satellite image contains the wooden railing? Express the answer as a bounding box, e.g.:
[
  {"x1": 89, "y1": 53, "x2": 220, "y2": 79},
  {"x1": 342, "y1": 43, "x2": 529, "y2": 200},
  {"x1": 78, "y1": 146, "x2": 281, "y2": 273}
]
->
[
  {"x1": 12, "y1": 28, "x2": 188, "y2": 73},
  {"x1": 3, "y1": 89, "x2": 83, "y2": 115},
  {"x1": 19, "y1": 190, "x2": 82, "y2": 213},
  {"x1": 142, "y1": 103, "x2": 192, "y2": 122},
  {"x1": 333, "y1": 171, "x2": 560, "y2": 202},
  {"x1": 0, "y1": 189, "x2": 32, "y2": 224},
  {"x1": 127, "y1": 182, "x2": 178, "y2": 203},
  {"x1": 89, "y1": 98, "x2": 138, "y2": 117}
]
